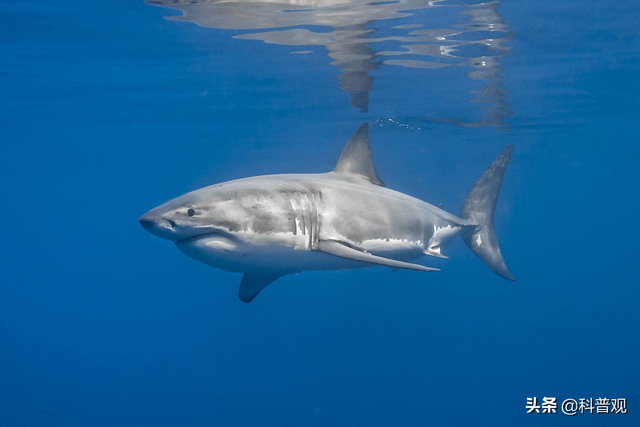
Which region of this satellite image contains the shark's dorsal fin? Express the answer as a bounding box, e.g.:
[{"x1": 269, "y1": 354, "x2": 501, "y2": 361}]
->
[
  {"x1": 238, "y1": 273, "x2": 283, "y2": 303},
  {"x1": 317, "y1": 240, "x2": 439, "y2": 272},
  {"x1": 333, "y1": 123, "x2": 385, "y2": 186}
]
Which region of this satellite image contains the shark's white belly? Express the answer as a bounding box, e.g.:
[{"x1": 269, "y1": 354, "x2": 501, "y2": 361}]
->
[{"x1": 175, "y1": 229, "x2": 428, "y2": 274}]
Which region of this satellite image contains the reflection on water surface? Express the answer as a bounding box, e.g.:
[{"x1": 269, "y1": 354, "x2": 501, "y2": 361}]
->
[{"x1": 146, "y1": 0, "x2": 512, "y2": 127}]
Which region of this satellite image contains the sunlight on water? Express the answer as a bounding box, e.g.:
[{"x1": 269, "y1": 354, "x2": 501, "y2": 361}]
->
[{"x1": 146, "y1": 0, "x2": 512, "y2": 127}]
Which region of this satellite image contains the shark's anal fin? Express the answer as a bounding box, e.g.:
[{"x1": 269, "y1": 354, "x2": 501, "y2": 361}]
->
[
  {"x1": 238, "y1": 273, "x2": 283, "y2": 303},
  {"x1": 318, "y1": 240, "x2": 439, "y2": 272}
]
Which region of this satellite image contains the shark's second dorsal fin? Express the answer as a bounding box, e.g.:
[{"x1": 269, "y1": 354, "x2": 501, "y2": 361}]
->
[{"x1": 333, "y1": 123, "x2": 385, "y2": 186}]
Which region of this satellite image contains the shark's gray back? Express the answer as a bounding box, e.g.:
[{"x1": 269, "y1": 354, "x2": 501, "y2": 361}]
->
[{"x1": 207, "y1": 171, "x2": 474, "y2": 251}]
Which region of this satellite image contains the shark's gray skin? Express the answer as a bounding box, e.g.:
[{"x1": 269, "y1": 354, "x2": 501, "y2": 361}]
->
[{"x1": 140, "y1": 124, "x2": 515, "y2": 302}]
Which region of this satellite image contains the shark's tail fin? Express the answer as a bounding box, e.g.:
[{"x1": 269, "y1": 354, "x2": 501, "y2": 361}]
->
[{"x1": 460, "y1": 145, "x2": 515, "y2": 281}]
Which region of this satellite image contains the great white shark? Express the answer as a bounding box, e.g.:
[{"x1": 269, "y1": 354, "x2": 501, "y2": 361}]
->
[{"x1": 140, "y1": 124, "x2": 515, "y2": 302}]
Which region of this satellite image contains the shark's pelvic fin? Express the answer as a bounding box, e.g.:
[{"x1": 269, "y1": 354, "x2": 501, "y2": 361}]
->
[
  {"x1": 333, "y1": 123, "x2": 385, "y2": 186},
  {"x1": 424, "y1": 248, "x2": 448, "y2": 259},
  {"x1": 318, "y1": 240, "x2": 439, "y2": 272},
  {"x1": 238, "y1": 273, "x2": 283, "y2": 303}
]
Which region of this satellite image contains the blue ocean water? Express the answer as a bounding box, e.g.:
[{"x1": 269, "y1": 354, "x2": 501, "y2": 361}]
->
[{"x1": 1, "y1": 0, "x2": 639, "y2": 425}]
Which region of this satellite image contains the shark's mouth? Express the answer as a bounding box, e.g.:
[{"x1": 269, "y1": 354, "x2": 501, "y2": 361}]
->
[
  {"x1": 176, "y1": 232, "x2": 219, "y2": 245},
  {"x1": 175, "y1": 229, "x2": 238, "y2": 246}
]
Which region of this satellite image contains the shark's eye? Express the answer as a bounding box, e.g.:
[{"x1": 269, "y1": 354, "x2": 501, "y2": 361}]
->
[{"x1": 187, "y1": 208, "x2": 196, "y2": 217}]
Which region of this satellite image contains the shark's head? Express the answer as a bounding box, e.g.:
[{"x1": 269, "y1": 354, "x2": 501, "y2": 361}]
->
[
  {"x1": 139, "y1": 180, "x2": 299, "y2": 273},
  {"x1": 139, "y1": 180, "x2": 293, "y2": 239},
  {"x1": 139, "y1": 186, "x2": 235, "y2": 243}
]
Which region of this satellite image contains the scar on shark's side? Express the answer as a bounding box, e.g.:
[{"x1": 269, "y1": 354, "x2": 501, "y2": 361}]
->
[{"x1": 140, "y1": 124, "x2": 515, "y2": 302}]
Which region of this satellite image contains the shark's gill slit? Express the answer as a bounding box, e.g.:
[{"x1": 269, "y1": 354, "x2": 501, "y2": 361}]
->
[
  {"x1": 295, "y1": 192, "x2": 306, "y2": 238},
  {"x1": 282, "y1": 191, "x2": 295, "y2": 235},
  {"x1": 301, "y1": 191, "x2": 313, "y2": 249},
  {"x1": 289, "y1": 191, "x2": 301, "y2": 237},
  {"x1": 311, "y1": 191, "x2": 320, "y2": 250}
]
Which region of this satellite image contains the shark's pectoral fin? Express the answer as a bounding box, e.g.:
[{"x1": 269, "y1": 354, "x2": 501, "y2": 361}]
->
[
  {"x1": 317, "y1": 240, "x2": 439, "y2": 272},
  {"x1": 238, "y1": 273, "x2": 284, "y2": 303}
]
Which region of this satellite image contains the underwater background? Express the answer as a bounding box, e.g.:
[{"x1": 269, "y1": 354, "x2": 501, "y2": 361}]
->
[{"x1": 1, "y1": 0, "x2": 639, "y2": 425}]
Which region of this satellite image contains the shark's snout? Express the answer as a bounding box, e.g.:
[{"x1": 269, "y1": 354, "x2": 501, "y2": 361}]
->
[{"x1": 139, "y1": 213, "x2": 178, "y2": 241}]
